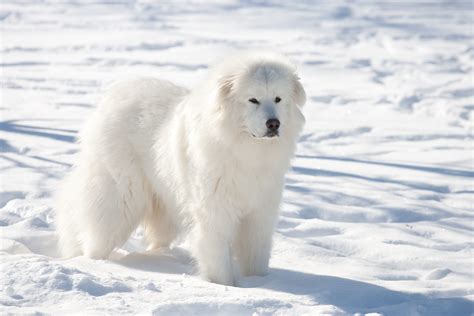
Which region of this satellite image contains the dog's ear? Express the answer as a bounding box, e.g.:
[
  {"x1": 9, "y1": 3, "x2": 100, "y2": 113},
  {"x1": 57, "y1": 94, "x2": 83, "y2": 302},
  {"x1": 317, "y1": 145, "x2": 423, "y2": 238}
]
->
[
  {"x1": 294, "y1": 76, "x2": 306, "y2": 107},
  {"x1": 217, "y1": 75, "x2": 235, "y2": 101}
]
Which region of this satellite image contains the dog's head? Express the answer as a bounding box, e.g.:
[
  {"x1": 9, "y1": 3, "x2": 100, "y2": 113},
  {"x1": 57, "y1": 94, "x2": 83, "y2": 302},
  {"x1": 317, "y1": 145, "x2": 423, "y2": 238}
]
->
[{"x1": 214, "y1": 53, "x2": 306, "y2": 142}]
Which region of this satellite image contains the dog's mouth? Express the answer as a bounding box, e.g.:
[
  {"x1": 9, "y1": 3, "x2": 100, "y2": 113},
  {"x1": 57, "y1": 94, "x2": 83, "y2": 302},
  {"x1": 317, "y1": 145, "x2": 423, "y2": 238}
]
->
[
  {"x1": 250, "y1": 131, "x2": 280, "y2": 139},
  {"x1": 264, "y1": 131, "x2": 279, "y2": 138}
]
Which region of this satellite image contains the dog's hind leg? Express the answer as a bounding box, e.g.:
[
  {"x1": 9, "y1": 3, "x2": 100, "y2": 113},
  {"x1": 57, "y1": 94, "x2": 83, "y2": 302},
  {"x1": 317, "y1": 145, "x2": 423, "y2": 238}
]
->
[
  {"x1": 74, "y1": 155, "x2": 151, "y2": 259},
  {"x1": 56, "y1": 170, "x2": 86, "y2": 258},
  {"x1": 143, "y1": 197, "x2": 178, "y2": 250}
]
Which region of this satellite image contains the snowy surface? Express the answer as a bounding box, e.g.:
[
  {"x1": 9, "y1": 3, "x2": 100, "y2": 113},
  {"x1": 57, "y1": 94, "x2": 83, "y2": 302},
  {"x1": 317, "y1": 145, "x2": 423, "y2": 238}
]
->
[{"x1": 1, "y1": 1, "x2": 473, "y2": 315}]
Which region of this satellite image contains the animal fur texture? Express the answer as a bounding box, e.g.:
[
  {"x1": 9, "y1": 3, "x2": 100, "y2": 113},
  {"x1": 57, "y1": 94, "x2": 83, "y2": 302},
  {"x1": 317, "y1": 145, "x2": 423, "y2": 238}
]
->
[{"x1": 56, "y1": 52, "x2": 306, "y2": 286}]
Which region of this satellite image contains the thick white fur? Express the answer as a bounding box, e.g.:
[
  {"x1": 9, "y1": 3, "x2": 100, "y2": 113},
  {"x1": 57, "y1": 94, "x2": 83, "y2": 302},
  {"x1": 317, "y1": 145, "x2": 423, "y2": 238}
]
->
[{"x1": 56, "y1": 52, "x2": 306, "y2": 286}]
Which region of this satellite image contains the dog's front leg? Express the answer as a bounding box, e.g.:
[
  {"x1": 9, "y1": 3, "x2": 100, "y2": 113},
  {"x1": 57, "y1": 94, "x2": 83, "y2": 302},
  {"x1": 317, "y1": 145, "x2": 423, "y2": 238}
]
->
[
  {"x1": 193, "y1": 208, "x2": 237, "y2": 286},
  {"x1": 236, "y1": 209, "x2": 278, "y2": 277}
]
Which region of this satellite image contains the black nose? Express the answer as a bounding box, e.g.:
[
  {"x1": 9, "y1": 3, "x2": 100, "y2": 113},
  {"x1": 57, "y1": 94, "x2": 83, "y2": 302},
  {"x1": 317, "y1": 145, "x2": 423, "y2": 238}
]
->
[{"x1": 266, "y1": 118, "x2": 280, "y2": 132}]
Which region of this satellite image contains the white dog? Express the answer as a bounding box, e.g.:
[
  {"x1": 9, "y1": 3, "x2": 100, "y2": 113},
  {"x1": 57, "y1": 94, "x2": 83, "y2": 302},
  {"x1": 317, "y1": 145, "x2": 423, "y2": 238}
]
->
[{"x1": 56, "y1": 52, "x2": 306, "y2": 286}]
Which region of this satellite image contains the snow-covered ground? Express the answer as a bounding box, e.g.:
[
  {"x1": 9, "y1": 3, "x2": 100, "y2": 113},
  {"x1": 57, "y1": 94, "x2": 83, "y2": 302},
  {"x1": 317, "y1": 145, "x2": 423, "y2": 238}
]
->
[{"x1": 1, "y1": 0, "x2": 473, "y2": 315}]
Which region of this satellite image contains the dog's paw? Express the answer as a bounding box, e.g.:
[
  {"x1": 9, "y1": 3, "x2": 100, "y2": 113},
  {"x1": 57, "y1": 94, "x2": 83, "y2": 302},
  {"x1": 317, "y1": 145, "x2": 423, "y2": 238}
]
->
[{"x1": 202, "y1": 268, "x2": 235, "y2": 286}]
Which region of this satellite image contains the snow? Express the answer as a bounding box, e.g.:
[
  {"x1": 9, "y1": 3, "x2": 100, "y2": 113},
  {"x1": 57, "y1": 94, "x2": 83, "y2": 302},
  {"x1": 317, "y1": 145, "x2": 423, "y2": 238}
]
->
[{"x1": 1, "y1": 0, "x2": 473, "y2": 315}]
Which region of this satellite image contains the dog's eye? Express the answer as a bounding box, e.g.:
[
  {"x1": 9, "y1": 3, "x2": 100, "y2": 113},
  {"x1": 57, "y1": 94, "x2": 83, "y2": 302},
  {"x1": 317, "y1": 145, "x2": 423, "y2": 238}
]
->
[
  {"x1": 275, "y1": 96, "x2": 281, "y2": 103},
  {"x1": 248, "y1": 98, "x2": 260, "y2": 105}
]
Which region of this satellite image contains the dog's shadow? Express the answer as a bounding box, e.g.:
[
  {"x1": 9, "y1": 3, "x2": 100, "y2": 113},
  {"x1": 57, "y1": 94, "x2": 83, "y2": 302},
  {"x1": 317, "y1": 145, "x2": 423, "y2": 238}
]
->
[
  {"x1": 112, "y1": 247, "x2": 195, "y2": 275},
  {"x1": 242, "y1": 268, "x2": 473, "y2": 315},
  {"x1": 113, "y1": 248, "x2": 473, "y2": 315}
]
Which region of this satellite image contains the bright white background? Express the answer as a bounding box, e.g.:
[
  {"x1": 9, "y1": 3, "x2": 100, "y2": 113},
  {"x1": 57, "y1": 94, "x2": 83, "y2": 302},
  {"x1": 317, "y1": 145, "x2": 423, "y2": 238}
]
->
[{"x1": 1, "y1": 1, "x2": 473, "y2": 315}]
